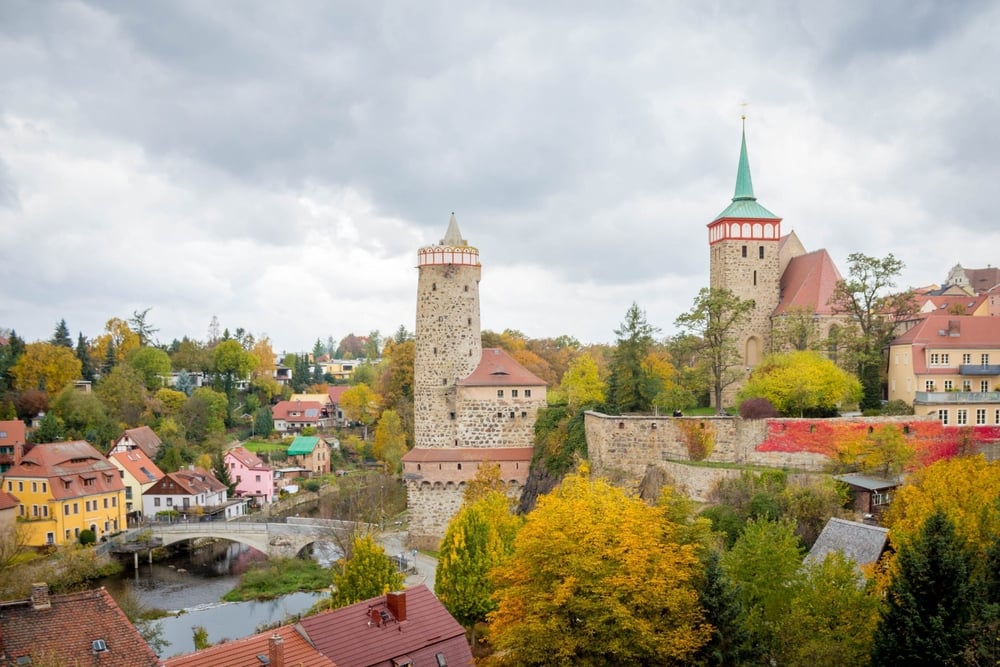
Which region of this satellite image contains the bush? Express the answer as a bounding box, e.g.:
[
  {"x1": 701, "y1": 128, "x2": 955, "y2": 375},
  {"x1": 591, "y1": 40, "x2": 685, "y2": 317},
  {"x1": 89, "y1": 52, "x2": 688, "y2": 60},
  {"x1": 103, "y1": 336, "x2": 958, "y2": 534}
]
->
[
  {"x1": 302, "y1": 479, "x2": 322, "y2": 493},
  {"x1": 739, "y1": 397, "x2": 779, "y2": 419},
  {"x1": 881, "y1": 399, "x2": 914, "y2": 416},
  {"x1": 78, "y1": 529, "x2": 96, "y2": 546}
]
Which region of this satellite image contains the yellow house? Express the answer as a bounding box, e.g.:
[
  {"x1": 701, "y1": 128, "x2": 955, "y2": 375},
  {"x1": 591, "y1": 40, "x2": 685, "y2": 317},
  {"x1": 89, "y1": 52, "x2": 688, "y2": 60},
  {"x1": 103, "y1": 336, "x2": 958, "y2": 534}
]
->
[
  {"x1": 887, "y1": 315, "x2": 1000, "y2": 425},
  {"x1": 3, "y1": 441, "x2": 126, "y2": 547}
]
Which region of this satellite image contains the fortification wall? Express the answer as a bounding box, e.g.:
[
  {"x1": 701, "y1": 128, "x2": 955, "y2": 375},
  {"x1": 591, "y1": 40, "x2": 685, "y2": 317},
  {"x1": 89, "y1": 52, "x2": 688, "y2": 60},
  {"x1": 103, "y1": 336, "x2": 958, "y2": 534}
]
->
[
  {"x1": 405, "y1": 480, "x2": 523, "y2": 550},
  {"x1": 455, "y1": 393, "x2": 544, "y2": 448}
]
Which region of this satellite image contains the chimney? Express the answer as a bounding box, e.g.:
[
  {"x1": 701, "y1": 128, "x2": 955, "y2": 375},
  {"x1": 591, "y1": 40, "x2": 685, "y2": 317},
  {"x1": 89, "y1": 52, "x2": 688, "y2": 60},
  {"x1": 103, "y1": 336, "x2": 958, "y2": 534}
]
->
[
  {"x1": 268, "y1": 633, "x2": 284, "y2": 667},
  {"x1": 30, "y1": 583, "x2": 51, "y2": 611},
  {"x1": 386, "y1": 590, "x2": 406, "y2": 622}
]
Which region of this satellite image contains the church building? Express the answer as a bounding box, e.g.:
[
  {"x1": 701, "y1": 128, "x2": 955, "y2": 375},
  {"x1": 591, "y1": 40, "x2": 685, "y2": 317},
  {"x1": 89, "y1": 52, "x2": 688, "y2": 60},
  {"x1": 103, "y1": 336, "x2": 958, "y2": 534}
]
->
[
  {"x1": 708, "y1": 120, "x2": 846, "y2": 403},
  {"x1": 402, "y1": 215, "x2": 546, "y2": 547}
]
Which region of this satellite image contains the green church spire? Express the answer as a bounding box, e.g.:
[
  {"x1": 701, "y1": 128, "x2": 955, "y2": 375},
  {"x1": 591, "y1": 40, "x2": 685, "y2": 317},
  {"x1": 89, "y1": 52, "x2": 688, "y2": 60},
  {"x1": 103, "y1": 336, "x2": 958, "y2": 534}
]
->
[{"x1": 733, "y1": 117, "x2": 755, "y2": 201}]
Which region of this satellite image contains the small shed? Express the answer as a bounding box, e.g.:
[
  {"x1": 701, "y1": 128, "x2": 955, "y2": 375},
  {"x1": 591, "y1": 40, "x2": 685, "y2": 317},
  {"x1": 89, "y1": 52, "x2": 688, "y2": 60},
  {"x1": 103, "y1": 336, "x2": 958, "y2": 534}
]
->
[
  {"x1": 805, "y1": 517, "x2": 890, "y2": 573},
  {"x1": 835, "y1": 472, "x2": 903, "y2": 516}
]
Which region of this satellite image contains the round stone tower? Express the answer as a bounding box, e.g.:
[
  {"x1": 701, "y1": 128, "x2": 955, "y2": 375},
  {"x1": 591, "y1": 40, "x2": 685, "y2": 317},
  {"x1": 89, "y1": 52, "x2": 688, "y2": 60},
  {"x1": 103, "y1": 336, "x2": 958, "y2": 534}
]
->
[
  {"x1": 414, "y1": 213, "x2": 483, "y2": 448},
  {"x1": 707, "y1": 119, "x2": 783, "y2": 370}
]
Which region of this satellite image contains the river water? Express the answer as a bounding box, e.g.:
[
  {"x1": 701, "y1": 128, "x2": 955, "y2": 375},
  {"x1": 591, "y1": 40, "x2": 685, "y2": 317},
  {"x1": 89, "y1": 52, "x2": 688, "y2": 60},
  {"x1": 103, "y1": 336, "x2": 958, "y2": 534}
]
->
[{"x1": 100, "y1": 540, "x2": 338, "y2": 659}]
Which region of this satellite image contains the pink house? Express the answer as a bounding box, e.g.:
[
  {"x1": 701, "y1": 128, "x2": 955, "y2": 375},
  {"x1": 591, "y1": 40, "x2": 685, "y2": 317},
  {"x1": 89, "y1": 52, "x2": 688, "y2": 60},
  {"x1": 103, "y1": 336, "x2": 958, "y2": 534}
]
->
[{"x1": 225, "y1": 446, "x2": 274, "y2": 505}]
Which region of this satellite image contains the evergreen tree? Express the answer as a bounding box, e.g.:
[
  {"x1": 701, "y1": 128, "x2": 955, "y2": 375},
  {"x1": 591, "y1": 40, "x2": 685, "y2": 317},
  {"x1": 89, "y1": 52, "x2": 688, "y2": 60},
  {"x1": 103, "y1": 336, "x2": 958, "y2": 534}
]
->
[
  {"x1": 695, "y1": 550, "x2": 753, "y2": 666},
  {"x1": 75, "y1": 333, "x2": 95, "y2": 382},
  {"x1": 253, "y1": 406, "x2": 273, "y2": 438},
  {"x1": 174, "y1": 370, "x2": 195, "y2": 396},
  {"x1": 871, "y1": 509, "x2": 974, "y2": 666},
  {"x1": 292, "y1": 354, "x2": 310, "y2": 392},
  {"x1": 32, "y1": 412, "x2": 64, "y2": 444},
  {"x1": 50, "y1": 319, "x2": 72, "y2": 348},
  {"x1": 211, "y1": 448, "x2": 237, "y2": 496},
  {"x1": 102, "y1": 340, "x2": 117, "y2": 375},
  {"x1": 609, "y1": 302, "x2": 658, "y2": 413}
]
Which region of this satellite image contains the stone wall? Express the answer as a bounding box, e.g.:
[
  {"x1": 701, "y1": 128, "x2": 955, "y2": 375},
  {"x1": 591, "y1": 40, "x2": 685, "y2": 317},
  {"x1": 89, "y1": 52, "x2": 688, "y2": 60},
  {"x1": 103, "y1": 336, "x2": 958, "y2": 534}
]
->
[
  {"x1": 456, "y1": 387, "x2": 546, "y2": 448},
  {"x1": 405, "y1": 480, "x2": 523, "y2": 550}
]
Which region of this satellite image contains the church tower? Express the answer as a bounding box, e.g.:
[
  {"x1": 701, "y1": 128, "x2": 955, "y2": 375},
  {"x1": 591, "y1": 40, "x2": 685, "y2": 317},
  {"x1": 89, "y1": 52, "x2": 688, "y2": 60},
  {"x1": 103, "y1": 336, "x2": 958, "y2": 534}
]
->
[
  {"x1": 414, "y1": 213, "x2": 483, "y2": 448},
  {"x1": 708, "y1": 120, "x2": 783, "y2": 369}
]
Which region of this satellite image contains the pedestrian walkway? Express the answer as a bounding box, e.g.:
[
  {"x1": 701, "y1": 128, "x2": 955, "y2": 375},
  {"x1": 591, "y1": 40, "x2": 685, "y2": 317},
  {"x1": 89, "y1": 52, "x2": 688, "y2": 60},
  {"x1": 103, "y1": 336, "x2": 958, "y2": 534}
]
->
[{"x1": 380, "y1": 530, "x2": 437, "y2": 592}]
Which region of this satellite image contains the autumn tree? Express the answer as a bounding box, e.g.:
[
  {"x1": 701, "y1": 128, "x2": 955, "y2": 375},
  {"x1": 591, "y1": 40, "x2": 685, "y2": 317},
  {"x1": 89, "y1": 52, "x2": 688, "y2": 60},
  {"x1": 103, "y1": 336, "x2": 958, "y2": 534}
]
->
[
  {"x1": 337, "y1": 333, "x2": 365, "y2": 359},
  {"x1": 770, "y1": 305, "x2": 823, "y2": 352},
  {"x1": 51, "y1": 386, "x2": 115, "y2": 446},
  {"x1": 10, "y1": 342, "x2": 82, "y2": 394},
  {"x1": 341, "y1": 383, "x2": 381, "y2": 440},
  {"x1": 437, "y1": 468, "x2": 522, "y2": 639},
  {"x1": 329, "y1": 533, "x2": 404, "y2": 608},
  {"x1": 376, "y1": 338, "x2": 414, "y2": 445},
  {"x1": 830, "y1": 252, "x2": 917, "y2": 410},
  {"x1": 248, "y1": 337, "x2": 280, "y2": 400},
  {"x1": 128, "y1": 307, "x2": 159, "y2": 347},
  {"x1": 736, "y1": 350, "x2": 862, "y2": 417},
  {"x1": 675, "y1": 287, "x2": 754, "y2": 414},
  {"x1": 857, "y1": 424, "x2": 914, "y2": 479},
  {"x1": 93, "y1": 318, "x2": 140, "y2": 366},
  {"x1": 170, "y1": 337, "x2": 210, "y2": 372},
  {"x1": 211, "y1": 339, "x2": 257, "y2": 399},
  {"x1": 372, "y1": 409, "x2": 407, "y2": 473},
  {"x1": 488, "y1": 468, "x2": 710, "y2": 665},
  {"x1": 96, "y1": 364, "x2": 149, "y2": 427},
  {"x1": 871, "y1": 509, "x2": 974, "y2": 666},
  {"x1": 557, "y1": 351, "x2": 606, "y2": 410}
]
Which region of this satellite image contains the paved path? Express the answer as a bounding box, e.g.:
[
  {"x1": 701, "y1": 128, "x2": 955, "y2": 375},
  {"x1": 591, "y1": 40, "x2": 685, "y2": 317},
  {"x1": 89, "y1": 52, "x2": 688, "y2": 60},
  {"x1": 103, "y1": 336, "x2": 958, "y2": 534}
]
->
[{"x1": 380, "y1": 531, "x2": 437, "y2": 592}]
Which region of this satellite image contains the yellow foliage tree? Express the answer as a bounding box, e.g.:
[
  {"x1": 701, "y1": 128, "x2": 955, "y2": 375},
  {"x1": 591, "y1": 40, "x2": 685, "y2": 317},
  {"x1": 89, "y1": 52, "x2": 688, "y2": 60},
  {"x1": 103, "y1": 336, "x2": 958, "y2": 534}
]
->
[
  {"x1": 11, "y1": 342, "x2": 82, "y2": 393},
  {"x1": 558, "y1": 352, "x2": 606, "y2": 410},
  {"x1": 372, "y1": 409, "x2": 407, "y2": 473},
  {"x1": 737, "y1": 350, "x2": 862, "y2": 416},
  {"x1": 92, "y1": 318, "x2": 140, "y2": 365},
  {"x1": 488, "y1": 468, "x2": 710, "y2": 665},
  {"x1": 341, "y1": 383, "x2": 381, "y2": 439}
]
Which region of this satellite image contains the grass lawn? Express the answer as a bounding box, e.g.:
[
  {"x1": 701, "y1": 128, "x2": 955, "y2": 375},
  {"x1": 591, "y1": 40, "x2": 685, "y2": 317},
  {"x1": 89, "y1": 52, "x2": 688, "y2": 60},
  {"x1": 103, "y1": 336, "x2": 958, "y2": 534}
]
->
[{"x1": 243, "y1": 440, "x2": 288, "y2": 454}]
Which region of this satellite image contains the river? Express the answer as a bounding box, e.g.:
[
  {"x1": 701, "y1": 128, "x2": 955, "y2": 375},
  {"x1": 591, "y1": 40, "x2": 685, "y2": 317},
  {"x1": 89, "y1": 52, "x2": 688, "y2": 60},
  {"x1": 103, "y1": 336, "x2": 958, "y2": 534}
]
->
[{"x1": 100, "y1": 540, "x2": 339, "y2": 659}]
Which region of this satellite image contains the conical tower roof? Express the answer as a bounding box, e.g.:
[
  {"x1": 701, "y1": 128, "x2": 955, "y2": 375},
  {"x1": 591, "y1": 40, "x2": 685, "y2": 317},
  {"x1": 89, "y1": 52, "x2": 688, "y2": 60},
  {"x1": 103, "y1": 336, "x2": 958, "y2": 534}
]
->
[
  {"x1": 440, "y1": 212, "x2": 467, "y2": 246},
  {"x1": 714, "y1": 120, "x2": 778, "y2": 220}
]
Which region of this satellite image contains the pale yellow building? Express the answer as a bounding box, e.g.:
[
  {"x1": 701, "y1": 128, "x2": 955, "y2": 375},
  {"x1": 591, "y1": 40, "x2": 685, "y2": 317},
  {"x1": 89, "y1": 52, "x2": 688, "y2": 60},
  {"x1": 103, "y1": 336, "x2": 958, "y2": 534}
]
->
[{"x1": 887, "y1": 315, "x2": 1000, "y2": 425}]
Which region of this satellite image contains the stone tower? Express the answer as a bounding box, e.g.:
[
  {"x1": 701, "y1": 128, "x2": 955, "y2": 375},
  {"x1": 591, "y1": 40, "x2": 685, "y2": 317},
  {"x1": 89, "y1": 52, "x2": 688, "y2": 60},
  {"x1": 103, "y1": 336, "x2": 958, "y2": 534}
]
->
[
  {"x1": 707, "y1": 120, "x2": 783, "y2": 370},
  {"x1": 414, "y1": 213, "x2": 483, "y2": 448}
]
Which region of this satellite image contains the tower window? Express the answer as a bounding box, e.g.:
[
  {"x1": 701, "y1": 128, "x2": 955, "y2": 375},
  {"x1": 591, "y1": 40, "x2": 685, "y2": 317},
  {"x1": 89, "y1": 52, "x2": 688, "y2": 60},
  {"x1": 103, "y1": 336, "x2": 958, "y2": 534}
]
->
[
  {"x1": 741, "y1": 245, "x2": 747, "y2": 258},
  {"x1": 753, "y1": 270, "x2": 757, "y2": 286},
  {"x1": 468, "y1": 318, "x2": 471, "y2": 325},
  {"x1": 433, "y1": 347, "x2": 437, "y2": 355},
  {"x1": 432, "y1": 283, "x2": 437, "y2": 291},
  {"x1": 758, "y1": 246, "x2": 764, "y2": 259},
  {"x1": 464, "y1": 285, "x2": 469, "y2": 292},
  {"x1": 442, "y1": 378, "x2": 448, "y2": 385}
]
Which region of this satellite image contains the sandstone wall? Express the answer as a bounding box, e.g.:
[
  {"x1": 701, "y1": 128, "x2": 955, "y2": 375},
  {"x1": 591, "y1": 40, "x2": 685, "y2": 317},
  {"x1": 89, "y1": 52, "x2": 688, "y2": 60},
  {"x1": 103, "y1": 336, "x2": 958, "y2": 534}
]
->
[
  {"x1": 455, "y1": 391, "x2": 545, "y2": 448},
  {"x1": 405, "y1": 480, "x2": 523, "y2": 550}
]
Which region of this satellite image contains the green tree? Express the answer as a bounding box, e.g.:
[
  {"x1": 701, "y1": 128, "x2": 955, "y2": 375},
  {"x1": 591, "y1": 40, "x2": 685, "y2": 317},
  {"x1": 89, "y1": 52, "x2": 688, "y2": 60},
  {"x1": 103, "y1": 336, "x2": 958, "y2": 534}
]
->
[
  {"x1": 75, "y1": 333, "x2": 95, "y2": 382},
  {"x1": 437, "y1": 484, "x2": 522, "y2": 638},
  {"x1": 212, "y1": 339, "x2": 257, "y2": 400},
  {"x1": 857, "y1": 424, "x2": 914, "y2": 479},
  {"x1": 871, "y1": 509, "x2": 974, "y2": 666},
  {"x1": 95, "y1": 364, "x2": 149, "y2": 427},
  {"x1": 51, "y1": 386, "x2": 115, "y2": 445},
  {"x1": 170, "y1": 337, "x2": 210, "y2": 372},
  {"x1": 607, "y1": 302, "x2": 659, "y2": 413},
  {"x1": 253, "y1": 406, "x2": 273, "y2": 438},
  {"x1": 126, "y1": 346, "x2": 172, "y2": 391},
  {"x1": 128, "y1": 307, "x2": 159, "y2": 347},
  {"x1": 363, "y1": 329, "x2": 382, "y2": 360},
  {"x1": 212, "y1": 448, "x2": 237, "y2": 496},
  {"x1": 721, "y1": 518, "x2": 804, "y2": 664},
  {"x1": 770, "y1": 305, "x2": 823, "y2": 352},
  {"x1": 50, "y1": 319, "x2": 72, "y2": 348},
  {"x1": 32, "y1": 411, "x2": 64, "y2": 444},
  {"x1": 736, "y1": 350, "x2": 862, "y2": 416},
  {"x1": 10, "y1": 342, "x2": 82, "y2": 394},
  {"x1": 694, "y1": 550, "x2": 753, "y2": 666},
  {"x1": 675, "y1": 287, "x2": 755, "y2": 414},
  {"x1": 330, "y1": 533, "x2": 404, "y2": 608},
  {"x1": 489, "y1": 467, "x2": 709, "y2": 665},
  {"x1": 189, "y1": 387, "x2": 228, "y2": 437},
  {"x1": 830, "y1": 253, "x2": 917, "y2": 410},
  {"x1": 372, "y1": 409, "x2": 407, "y2": 473}
]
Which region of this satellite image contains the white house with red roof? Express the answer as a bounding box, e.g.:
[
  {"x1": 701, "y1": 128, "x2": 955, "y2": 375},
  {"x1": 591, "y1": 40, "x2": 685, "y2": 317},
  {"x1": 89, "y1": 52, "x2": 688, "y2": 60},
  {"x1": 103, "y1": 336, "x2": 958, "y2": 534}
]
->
[
  {"x1": 888, "y1": 315, "x2": 1000, "y2": 425},
  {"x1": 109, "y1": 425, "x2": 163, "y2": 460},
  {"x1": 224, "y1": 446, "x2": 275, "y2": 505},
  {"x1": 143, "y1": 466, "x2": 247, "y2": 521},
  {"x1": 272, "y1": 400, "x2": 329, "y2": 434}
]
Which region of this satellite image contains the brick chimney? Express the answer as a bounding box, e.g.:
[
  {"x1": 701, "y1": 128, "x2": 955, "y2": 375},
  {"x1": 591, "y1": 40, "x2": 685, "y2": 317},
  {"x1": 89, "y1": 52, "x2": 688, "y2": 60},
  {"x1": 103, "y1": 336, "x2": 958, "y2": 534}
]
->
[
  {"x1": 268, "y1": 633, "x2": 284, "y2": 667},
  {"x1": 30, "y1": 583, "x2": 51, "y2": 611},
  {"x1": 386, "y1": 590, "x2": 406, "y2": 622}
]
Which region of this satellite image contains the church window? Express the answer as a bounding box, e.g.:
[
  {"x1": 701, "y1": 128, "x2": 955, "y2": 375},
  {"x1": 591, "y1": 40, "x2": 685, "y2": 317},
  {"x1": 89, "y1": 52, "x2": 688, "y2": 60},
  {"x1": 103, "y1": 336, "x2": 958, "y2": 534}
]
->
[
  {"x1": 730, "y1": 223, "x2": 740, "y2": 236},
  {"x1": 510, "y1": 411, "x2": 515, "y2": 418},
  {"x1": 521, "y1": 411, "x2": 527, "y2": 417},
  {"x1": 457, "y1": 464, "x2": 462, "y2": 470},
  {"x1": 741, "y1": 245, "x2": 747, "y2": 258},
  {"x1": 433, "y1": 347, "x2": 437, "y2": 355},
  {"x1": 753, "y1": 223, "x2": 763, "y2": 237},
  {"x1": 758, "y1": 246, "x2": 764, "y2": 259}
]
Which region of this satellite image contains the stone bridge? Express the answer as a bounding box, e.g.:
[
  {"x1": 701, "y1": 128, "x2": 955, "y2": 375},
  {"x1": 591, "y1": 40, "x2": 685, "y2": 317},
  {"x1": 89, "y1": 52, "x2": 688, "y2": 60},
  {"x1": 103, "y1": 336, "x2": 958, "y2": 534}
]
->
[{"x1": 145, "y1": 518, "x2": 362, "y2": 558}]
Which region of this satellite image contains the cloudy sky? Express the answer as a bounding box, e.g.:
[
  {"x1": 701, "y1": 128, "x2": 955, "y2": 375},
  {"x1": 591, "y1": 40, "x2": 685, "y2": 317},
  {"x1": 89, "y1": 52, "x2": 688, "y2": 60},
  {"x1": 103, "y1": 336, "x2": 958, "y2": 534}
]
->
[{"x1": 1, "y1": 1, "x2": 998, "y2": 353}]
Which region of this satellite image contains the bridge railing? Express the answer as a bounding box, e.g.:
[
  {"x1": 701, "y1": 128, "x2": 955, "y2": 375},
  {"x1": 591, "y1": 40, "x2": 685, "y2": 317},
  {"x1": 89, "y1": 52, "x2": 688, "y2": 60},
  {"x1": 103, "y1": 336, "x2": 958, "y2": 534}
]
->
[{"x1": 149, "y1": 522, "x2": 272, "y2": 533}]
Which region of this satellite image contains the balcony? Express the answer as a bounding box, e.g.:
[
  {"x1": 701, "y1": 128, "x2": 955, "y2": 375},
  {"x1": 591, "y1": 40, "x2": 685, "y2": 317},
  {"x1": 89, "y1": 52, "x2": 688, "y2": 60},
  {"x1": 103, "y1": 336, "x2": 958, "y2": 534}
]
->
[
  {"x1": 915, "y1": 391, "x2": 1000, "y2": 404},
  {"x1": 959, "y1": 364, "x2": 1000, "y2": 376}
]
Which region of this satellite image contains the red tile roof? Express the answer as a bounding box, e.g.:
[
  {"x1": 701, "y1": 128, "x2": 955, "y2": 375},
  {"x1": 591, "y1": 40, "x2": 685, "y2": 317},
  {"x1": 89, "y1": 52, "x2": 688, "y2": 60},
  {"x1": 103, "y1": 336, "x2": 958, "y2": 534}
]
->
[
  {"x1": 298, "y1": 584, "x2": 473, "y2": 667},
  {"x1": 455, "y1": 348, "x2": 547, "y2": 388},
  {"x1": 328, "y1": 385, "x2": 349, "y2": 403},
  {"x1": 402, "y1": 447, "x2": 534, "y2": 464},
  {"x1": 891, "y1": 315, "x2": 1000, "y2": 349},
  {"x1": 165, "y1": 625, "x2": 335, "y2": 667},
  {"x1": 0, "y1": 585, "x2": 161, "y2": 666},
  {"x1": 146, "y1": 467, "x2": 226, "y2": 497},
  {"x1": 0, "y1": 490, "x2": 19, "y2": 511},
  {"x1": 272, "y1": 400, "x2": 326, "y2": 423},
  {"x1": 110, "y1": 448, "x2": 164, "y2": 485},
  {"x1": 913, "y1": 293, "x2": 986, "y2": 317},
  {"x1": 117, "y1": 425, "x2": 164, "y2": 459},
  {"x1": 225, "y1": 446, "x2": 267, "y2": 470},
  {"x1": 773, "y1": 249, "x2": 843, "y2": 316},
  {"x1": 0, "y1": 419, "x2": 26, "y2": 447},
  {"x1": 5, "y1": 441, "x2": 124, "y2": 500}
]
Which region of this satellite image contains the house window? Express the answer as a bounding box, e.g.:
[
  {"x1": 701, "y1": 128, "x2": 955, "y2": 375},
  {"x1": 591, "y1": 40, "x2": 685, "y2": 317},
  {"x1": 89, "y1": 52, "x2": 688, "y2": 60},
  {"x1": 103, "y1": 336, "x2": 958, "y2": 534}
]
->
[
  {"x1": 111, "y1": 497, "x2": 116, "y2": 507},
  {"x1": 753, "y1": 270, "x2": 757, "y2": 286},
  {"x1": 457, "y1": 463, "x2": 462, "y2": 471},
  {"x1": 982, "y1": 380, "x2": 991, "y2": 392},
  {"x1": 31, "y1": 482, "x2": 36, "y2": 493},
  {"x1": 941, "y1": 353, "x2": 950, "y2": 364},
  {"x1": 65, "y1": 529, "x2": 71, "y2": 540},
  {"x1": 41, "y1": 482, "x2": 46, "y2": 493},
  {"x1": 497, "y1": 390, "x2": 504, "y2": 398},
  {"x1": 42, "y1": 506, "x2": 47, "y2": 517},
  {"x1": 925, "y1": 380, "x2": 936, "y2": 391},
  {"x1": 983, "y1": 354, "x2": 991, "y2": 366},
  {"x1": 449, "y1": 412, "x2": 455, "y2": 420},
  {"x1": 237, "y1": 476, "x2": 242, "y2": 483},
  {"x1": 166, "y1": 498, "x2": 173, "y2": 506},
  {"x1": 963, "y1": 380, "x2": 972, "y2": 392},
  {"x1": 525, "y1": 389, "x2": 531, "y2": 397},
  {"x1": 963, "y1": 353, "x2": 972, "y2": 364},
  {"x1": 939, "y1": 409, "x2": 949, "y2": 425},
  {"x1": 125, "y1": 488, "x2": 132, "y2": 500},
  {"x1": 256, "y1": 475, "x2": 261, "y2": 482},
  {"x1": 154, "y1": 497, "x2": 161, "y2": 507},
  {"x1": 511, "y1": 389, "x2": 519, "y2": 398},
  {"x1": 930, "y1": 353, "x2": 940, "y2": 365},
  {"x1": 957, "y1": 409, "x2": 968, "y2": 425},
  {"x1": 944, "y1": 380, "x2": 953, "y2": 391},
  {"x1": 977, "y1": 409, "x2": 987, "y2": 425},
  {"x1": 758, "y1": 245, "x2": 764, "y2": 259},
  {"x1": 63, "y1": 504, "x2": 69, "y2": 516},
  {"x1": 73, "y1": 502, "x2": 78, "y2": 514},
  {"x1": 741, "y1": 245, "x2": 747, "y2": 257},
  {"x1": 996, "y1": 409, "x2": 1000, "y2": 424},
  {"x1": 17, "y1": 482, "x2": 22, "y2": 492},
  {"x1": 46, "y1": 532, "x2": 54, "y2": 545}
]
